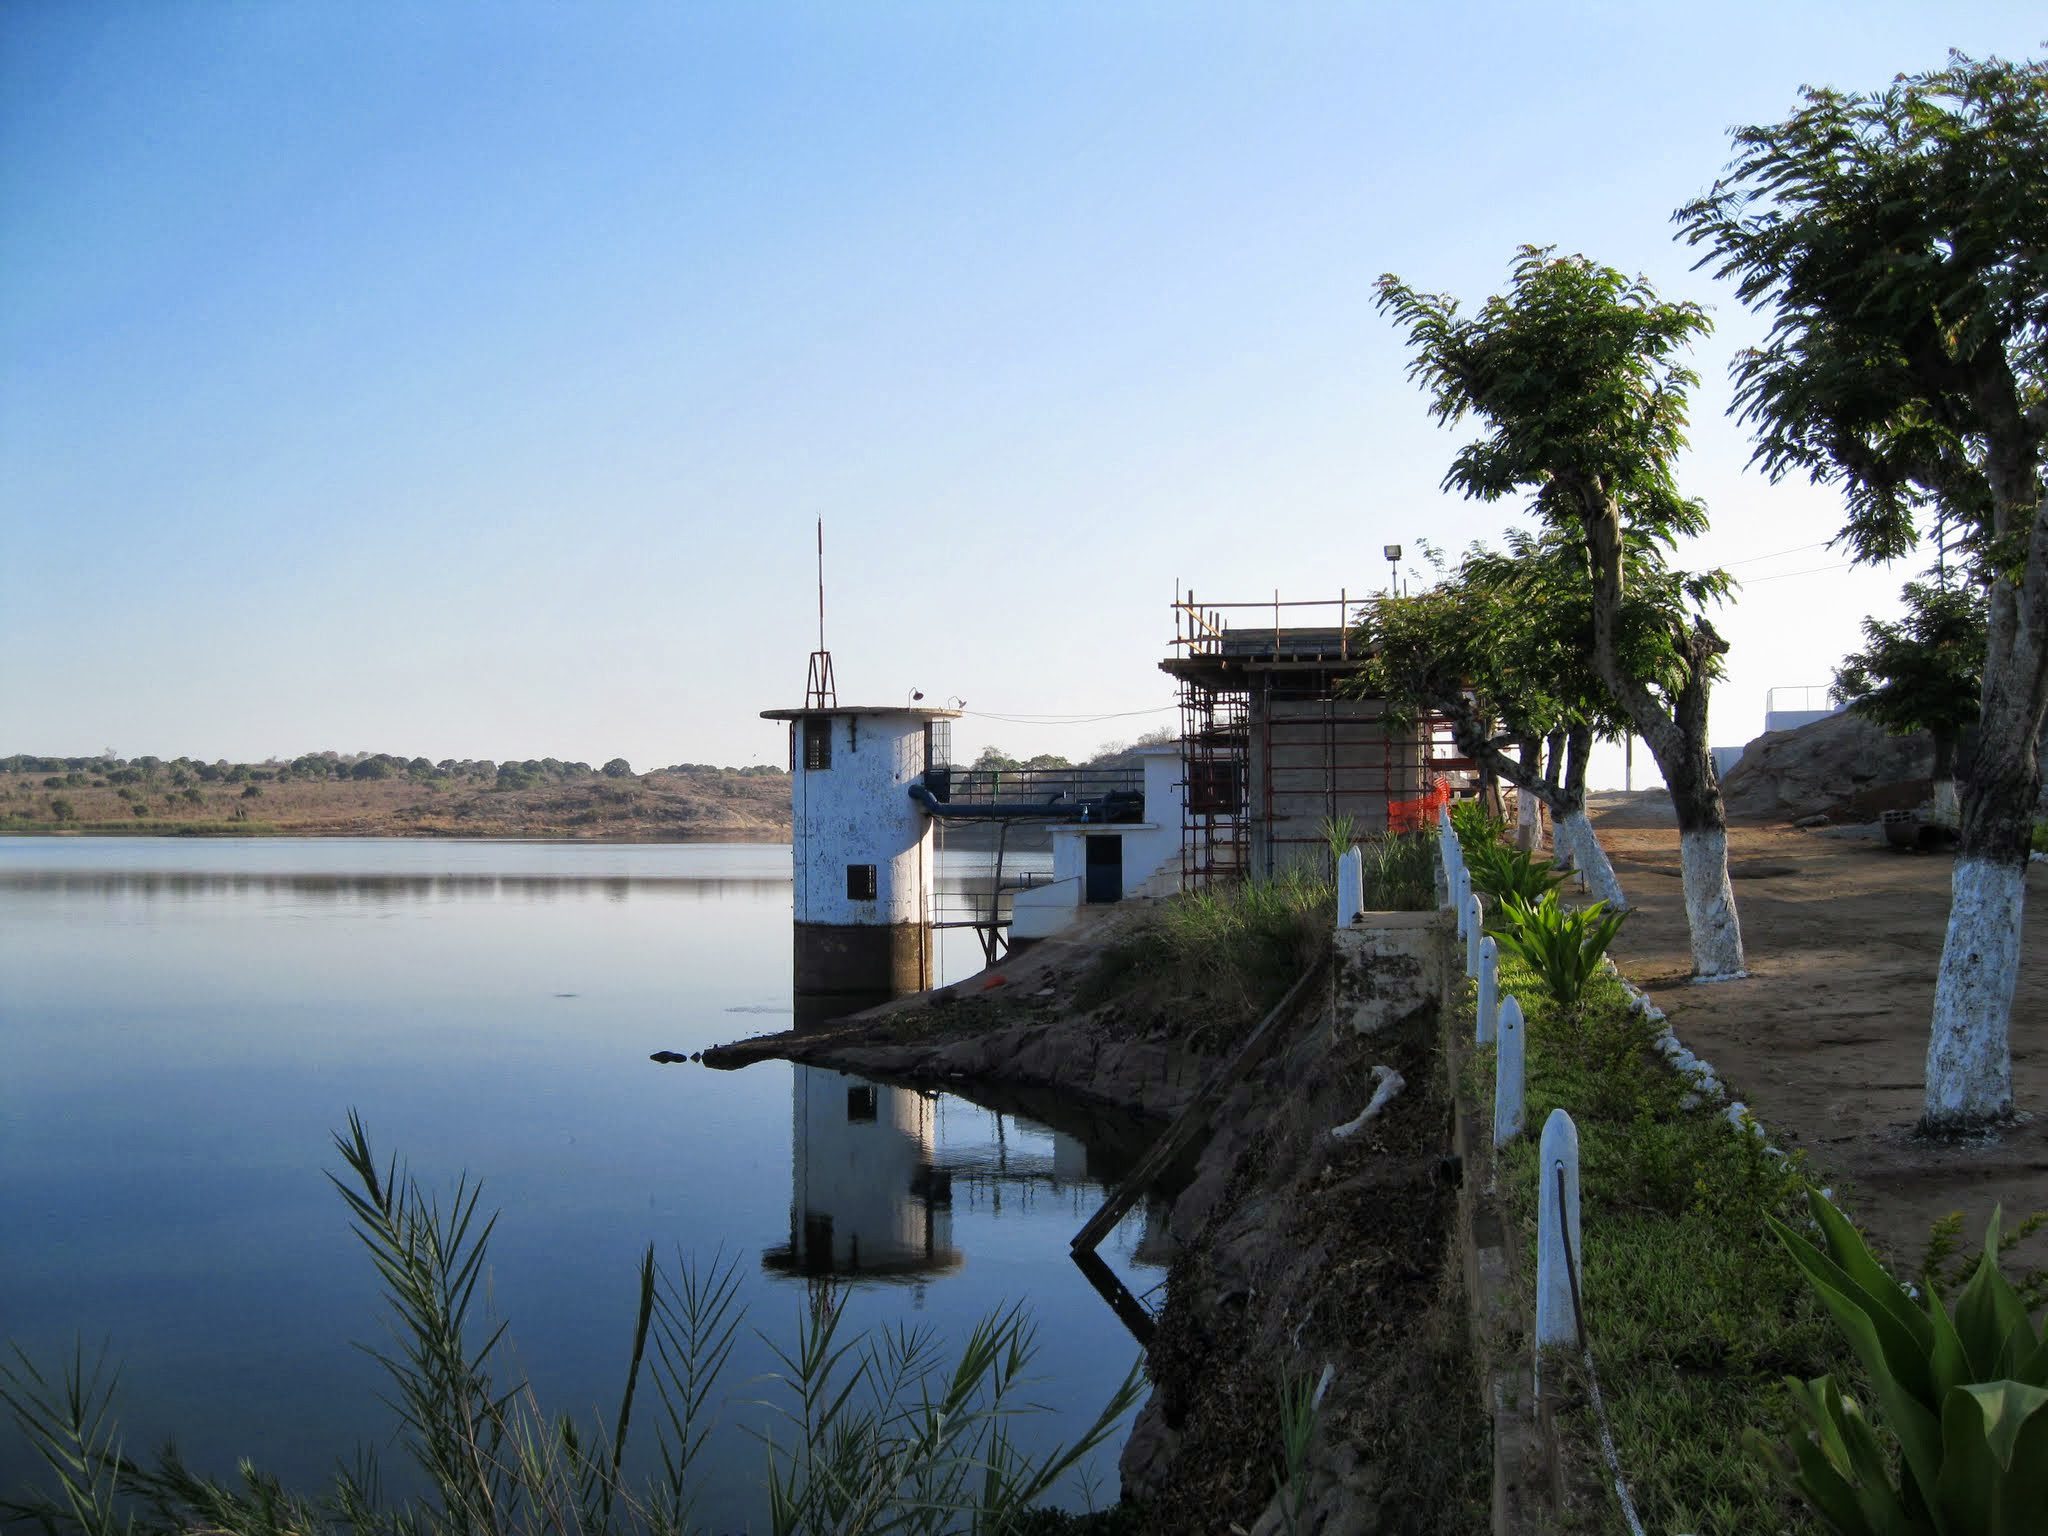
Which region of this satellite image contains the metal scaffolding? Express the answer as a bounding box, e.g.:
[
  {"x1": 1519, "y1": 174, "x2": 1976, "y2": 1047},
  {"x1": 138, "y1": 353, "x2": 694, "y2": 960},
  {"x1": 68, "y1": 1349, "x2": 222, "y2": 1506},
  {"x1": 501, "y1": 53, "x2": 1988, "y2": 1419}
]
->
[{"x1": 1163, "y1": 588, "x2": 1471, "y2": 888}]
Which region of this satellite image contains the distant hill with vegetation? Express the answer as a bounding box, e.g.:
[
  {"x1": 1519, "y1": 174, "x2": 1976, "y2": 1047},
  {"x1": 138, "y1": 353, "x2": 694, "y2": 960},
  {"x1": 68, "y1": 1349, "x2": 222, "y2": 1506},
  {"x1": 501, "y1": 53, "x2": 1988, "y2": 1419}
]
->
[{"x1": 0, "y1": 752, "x2": 790, "y2": 839}]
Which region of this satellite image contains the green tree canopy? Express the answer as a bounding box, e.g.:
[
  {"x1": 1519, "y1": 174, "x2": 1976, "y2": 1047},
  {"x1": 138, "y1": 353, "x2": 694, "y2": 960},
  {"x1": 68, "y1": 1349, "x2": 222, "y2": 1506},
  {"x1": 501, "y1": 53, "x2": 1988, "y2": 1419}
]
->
[
  {"x1": 1834, "y1": 581, "x2": 1986, "y2": 756},
  {"x1": 1677, "y1": 51, "x2": 2046, "y2": 1126},
  {"x1": 1375, "y1": 248, "x2": 1744, "y2": 976}
]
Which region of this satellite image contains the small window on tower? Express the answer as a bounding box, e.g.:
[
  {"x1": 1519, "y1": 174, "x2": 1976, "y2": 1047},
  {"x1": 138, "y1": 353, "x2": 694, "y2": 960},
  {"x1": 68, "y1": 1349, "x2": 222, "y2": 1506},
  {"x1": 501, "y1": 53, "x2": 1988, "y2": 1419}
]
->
[
  {"x1": 803, "y1": 717, "x2": 832, "y2": 771},
  {"x1": 846, "y1": 863, "x2": 877, "y2": 901},
  {"x1": 846, "y1": 1085, "x2": 878, "y2": 1122}
]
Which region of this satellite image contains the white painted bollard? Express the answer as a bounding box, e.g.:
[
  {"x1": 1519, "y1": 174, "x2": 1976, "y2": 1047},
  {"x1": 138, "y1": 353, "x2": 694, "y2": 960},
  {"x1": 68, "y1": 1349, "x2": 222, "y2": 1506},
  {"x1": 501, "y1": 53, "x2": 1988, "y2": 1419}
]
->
[
  {"x1": 1453, "y1": 865, "x2": 1470, "y2": 937},
  {"x1": 1493, "y1": 996, "x2": 1525, "y2": 1147},
  {"x1": 1476, "y1": 936, "x2": 1498, "y2": 1044},
  {"x1": 1336, "y1": 846, "x2": 1363, "y2": 927},
  {"x1": 1535, "y1": 1108, "x2": 1583, "y2": 1350},
  {"x1": 1465, "y1": 891, "x2": 1484, "y2": 978}
]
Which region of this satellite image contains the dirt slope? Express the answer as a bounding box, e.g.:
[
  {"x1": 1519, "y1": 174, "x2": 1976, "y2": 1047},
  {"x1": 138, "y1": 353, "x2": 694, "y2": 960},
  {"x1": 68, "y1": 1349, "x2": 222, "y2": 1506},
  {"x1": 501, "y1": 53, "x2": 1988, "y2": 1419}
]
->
[{"x1": 1592, "y1": 802, "x2": 2048, "y2": 1276}]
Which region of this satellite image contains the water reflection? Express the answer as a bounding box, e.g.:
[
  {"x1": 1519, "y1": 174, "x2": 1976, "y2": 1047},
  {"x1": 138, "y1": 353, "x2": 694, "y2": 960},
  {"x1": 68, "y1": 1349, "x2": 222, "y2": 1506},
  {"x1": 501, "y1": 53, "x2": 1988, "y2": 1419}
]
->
[
  {"x1": 764, "y1": 1068, "x2": 1176, "y2": 1283},
  {"x1": 0, "y1": 870, "x2": 788, "y2": 901},
  {"x1": 765, "y1": 1068, "x2": 961, "y2": 1278}
]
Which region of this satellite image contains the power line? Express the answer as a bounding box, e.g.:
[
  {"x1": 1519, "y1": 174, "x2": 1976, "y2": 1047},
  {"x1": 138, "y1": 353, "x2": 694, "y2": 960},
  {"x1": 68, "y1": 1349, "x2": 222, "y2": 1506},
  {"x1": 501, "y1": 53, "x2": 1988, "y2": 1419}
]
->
[
  {"x1": 1740, "y1": 560, "x2": 1857, "y2": 584},
  {"x1": 961, "y1": 706, "x2": 1178, "y2": 726},
  {"x1": 1721, "y1": 540, "x2": 1832, "y2": 567}
]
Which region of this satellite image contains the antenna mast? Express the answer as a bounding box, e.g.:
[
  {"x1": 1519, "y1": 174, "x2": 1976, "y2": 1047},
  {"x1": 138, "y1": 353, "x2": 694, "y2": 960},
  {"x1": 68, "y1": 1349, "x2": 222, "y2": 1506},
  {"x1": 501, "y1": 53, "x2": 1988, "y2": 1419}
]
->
[{"x1": 804, "y1": 517, "x2": 838, "y2": 709}]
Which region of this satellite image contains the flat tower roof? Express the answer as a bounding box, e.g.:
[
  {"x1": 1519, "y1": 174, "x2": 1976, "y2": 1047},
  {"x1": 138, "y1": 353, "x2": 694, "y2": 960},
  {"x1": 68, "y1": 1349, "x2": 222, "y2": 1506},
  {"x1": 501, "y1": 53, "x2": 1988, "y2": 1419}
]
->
[{"x1": 760, "y1": 705, "x2": 963, "y2": 721}]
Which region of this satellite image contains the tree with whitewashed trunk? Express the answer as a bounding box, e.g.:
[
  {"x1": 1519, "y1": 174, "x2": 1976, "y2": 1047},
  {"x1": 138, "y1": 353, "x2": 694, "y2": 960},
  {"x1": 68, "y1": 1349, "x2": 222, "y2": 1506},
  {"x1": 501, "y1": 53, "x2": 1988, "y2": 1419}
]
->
[
  {"x1": 1833, "y1": 577, "x2": 1987, "y2": 828},
  {"x1": 1375, "y1": 255, "x2": 1747, "y2": 978},
  {"x1": 1678, "y1": 52, "x2": 2046, "y2": 1129},
  {"x1": 1348, "y1": 536, "x2": 1633, "y2": 911}
]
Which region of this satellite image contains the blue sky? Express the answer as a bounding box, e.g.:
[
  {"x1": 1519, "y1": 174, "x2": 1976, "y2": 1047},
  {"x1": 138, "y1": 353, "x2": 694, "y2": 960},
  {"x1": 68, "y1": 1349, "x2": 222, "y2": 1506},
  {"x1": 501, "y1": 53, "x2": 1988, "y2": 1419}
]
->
[{"x1": 3, "y1": 3, "x2": 2038, "y2": 780}]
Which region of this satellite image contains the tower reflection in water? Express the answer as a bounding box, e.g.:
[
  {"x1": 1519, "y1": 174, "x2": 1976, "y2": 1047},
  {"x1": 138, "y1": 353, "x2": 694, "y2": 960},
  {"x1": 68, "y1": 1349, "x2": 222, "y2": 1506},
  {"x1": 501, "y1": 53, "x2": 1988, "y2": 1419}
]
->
[
  {"x1": 761, "y1": 1066, "x2": 1173, "y2": 1285},
  {"x1": 764, "y1": 1065, "x2": 961, "y2": 1279}
]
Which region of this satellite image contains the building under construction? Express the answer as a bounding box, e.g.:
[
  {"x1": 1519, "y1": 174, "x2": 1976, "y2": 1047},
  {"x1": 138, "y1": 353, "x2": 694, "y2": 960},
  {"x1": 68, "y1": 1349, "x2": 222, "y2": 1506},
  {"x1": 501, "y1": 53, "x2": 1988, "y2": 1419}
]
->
[{"x1": 1162, "y1": 590, "x2": 1468, "y2": 886}]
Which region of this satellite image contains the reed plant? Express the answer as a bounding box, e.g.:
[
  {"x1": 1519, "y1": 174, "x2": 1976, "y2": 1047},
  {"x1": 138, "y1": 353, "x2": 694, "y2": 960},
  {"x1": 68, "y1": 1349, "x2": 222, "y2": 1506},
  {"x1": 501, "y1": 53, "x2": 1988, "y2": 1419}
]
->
[{"x1": 0, "y1": 1115, "x2": 1143, "y2": 1536}]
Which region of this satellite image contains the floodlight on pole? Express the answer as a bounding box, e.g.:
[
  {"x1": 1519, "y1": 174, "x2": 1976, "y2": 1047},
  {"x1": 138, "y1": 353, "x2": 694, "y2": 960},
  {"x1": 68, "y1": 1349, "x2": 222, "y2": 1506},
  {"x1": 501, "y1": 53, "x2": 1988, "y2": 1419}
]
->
[{"x1": 1383, "y1": 543, "x2": 1404, "y2": 596}]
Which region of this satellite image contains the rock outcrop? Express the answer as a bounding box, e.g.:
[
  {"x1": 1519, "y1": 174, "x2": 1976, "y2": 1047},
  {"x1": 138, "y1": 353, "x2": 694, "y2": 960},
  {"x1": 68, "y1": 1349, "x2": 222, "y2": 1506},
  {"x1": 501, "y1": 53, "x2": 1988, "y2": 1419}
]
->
[{"x1": 1722, "y1": 711, "x2": 1933, "y2": 822}]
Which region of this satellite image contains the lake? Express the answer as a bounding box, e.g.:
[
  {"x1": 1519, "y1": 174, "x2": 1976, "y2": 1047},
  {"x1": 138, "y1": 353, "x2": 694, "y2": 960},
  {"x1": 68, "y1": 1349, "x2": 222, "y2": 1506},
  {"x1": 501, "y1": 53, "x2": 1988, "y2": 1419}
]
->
[{"x1": 0, "y1": 837, "x2": 1164, "y2": 1524}]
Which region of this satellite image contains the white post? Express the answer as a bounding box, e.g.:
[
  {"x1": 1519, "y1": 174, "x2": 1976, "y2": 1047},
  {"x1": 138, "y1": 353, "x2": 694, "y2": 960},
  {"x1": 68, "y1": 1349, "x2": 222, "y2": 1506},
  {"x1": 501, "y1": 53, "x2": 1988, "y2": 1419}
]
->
[
  {"x1": 1476, "y1": 936, "x2": 1498, "y2": 1045},
  {"x1": 1336, "y1": 846, "x2": 1363, "y2": 927},
  {"x1": 1535, "y1": 1107, "x2": 1583, "y2": 1351},
  {"x1": 1493, "y1": 995, "x2": 1525, "y2": 1147},
  {"x1": 1465, "y1": 891, "x2": 1484, "y2": 978},
  {"x1": 1453, "y1": 865, "x2": 1471, "y2": 937}
]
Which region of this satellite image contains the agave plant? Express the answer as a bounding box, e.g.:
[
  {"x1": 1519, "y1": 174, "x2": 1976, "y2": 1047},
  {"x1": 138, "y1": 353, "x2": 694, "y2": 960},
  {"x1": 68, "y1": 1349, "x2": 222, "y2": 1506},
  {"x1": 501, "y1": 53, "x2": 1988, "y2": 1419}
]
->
[
  {"x1": 1756, "y1": 1193, "x2": 2047, "y2": 1536},
  {"x1": 1492, "y1": 889, "x2": 1627, "y2": 1014}
]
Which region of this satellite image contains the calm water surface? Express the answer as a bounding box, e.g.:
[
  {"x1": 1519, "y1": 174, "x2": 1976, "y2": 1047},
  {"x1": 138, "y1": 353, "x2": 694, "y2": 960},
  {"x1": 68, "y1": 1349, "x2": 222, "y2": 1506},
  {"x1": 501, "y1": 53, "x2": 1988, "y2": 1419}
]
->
[{"x1": 0, "y1": 838, "x2": 1162, "y2": 1523}]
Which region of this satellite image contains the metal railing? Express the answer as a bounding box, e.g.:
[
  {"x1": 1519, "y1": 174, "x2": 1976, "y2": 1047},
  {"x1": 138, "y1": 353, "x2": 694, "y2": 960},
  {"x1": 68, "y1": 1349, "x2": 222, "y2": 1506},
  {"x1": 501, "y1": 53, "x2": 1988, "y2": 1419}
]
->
[
  {"x1": 1764, "y1": 684, "x2": 1838, "y2": 714},
  {"x1": 925, "y1": 765, "x2": 1142, "y2": 807},
  {"x1": 1171, "y1": 591, "x2": 1374, "y2": 660}
]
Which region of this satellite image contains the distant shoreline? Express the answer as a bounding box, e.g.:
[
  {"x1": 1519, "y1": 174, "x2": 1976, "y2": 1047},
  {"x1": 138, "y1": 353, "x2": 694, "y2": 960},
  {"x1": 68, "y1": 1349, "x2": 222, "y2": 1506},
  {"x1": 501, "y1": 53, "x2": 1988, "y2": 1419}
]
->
[
  {"x1": 2, "y1": 762, "x2": 792, "y2": 842},
  {"x1": 0, "y1": 824, "x2": 792, "y2": 842}
]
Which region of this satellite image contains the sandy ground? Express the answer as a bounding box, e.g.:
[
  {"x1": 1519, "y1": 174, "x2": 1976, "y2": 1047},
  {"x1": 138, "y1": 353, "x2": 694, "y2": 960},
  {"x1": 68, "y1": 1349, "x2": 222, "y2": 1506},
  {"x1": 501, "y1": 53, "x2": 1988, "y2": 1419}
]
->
[{"x1": 1588, "y1": 792, "x2": 2048, "y2": 1276}]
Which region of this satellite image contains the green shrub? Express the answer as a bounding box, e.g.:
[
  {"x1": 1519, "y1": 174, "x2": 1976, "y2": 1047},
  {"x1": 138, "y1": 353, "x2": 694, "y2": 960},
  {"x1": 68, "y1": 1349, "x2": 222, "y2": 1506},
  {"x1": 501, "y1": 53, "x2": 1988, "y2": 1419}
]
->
[
  {"x1": 2032, "y1": 821, "x2": 2048, "y2": 856},
  {"x1": 1448, "y1": 798, "x2": 1505, "y2": 858},
  {"x1": 1493, "y1": 889, "x2": 1628, "y2": 1015},
  {"x1": 1756, "y1": 1196, "x2": 2047, "y2": 1536},
  {"x1": 1463, "y1": 839, "x2": 1565, "y2": 909}
]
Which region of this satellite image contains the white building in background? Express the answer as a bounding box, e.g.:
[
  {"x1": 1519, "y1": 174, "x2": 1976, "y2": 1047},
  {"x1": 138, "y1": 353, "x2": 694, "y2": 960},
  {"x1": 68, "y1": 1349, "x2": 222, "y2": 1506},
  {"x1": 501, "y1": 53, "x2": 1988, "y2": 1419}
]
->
[{"x1": 1009, "y1": 745, "x2": 1186, "y2": 942}]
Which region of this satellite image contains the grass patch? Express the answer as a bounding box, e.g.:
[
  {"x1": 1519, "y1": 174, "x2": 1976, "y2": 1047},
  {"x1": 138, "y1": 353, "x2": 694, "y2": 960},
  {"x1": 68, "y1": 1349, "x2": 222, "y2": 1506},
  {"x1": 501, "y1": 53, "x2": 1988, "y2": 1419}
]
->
[
  {"x1": 1073, "y1": 868, "x2": 1333, "y2": 1043},
  {"x1": 1075, "y1": 835, "x2": 1435, "y2": 1028},
  {"x1": 1469, "y1": 962, "x2": 1841, "y2": 1536},
  {"x1": 1352, "y1": 831, "x2": 1437, "y2": 913}
]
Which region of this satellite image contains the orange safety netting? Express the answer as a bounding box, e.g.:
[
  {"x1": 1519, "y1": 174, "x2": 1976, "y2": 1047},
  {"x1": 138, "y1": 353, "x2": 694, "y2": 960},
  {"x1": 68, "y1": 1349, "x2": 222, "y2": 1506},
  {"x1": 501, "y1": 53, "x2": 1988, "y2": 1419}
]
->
[{"x1": 1385, "y1": 777, "x2": 1455, "y2": 834}]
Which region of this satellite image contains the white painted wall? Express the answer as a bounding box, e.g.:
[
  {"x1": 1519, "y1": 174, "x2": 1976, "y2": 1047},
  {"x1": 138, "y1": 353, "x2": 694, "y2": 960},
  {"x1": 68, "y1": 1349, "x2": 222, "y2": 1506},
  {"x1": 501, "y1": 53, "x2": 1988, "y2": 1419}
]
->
[
  {"x1": 1127, "y1": 746, "x2": 1184, "y2": 891},
  {"x1": 1764, "y1": 706, "x2": 1842, "y2": 734},
  {"x1": 997, "y1": 745, "x2": 1190, "y2": 943},
  {"x1": 787, "y1": 710, "x2": 935, "y2": 928},
  {"x1": 1010, "y1": 876, "x2": 1083, "y2": 939}
]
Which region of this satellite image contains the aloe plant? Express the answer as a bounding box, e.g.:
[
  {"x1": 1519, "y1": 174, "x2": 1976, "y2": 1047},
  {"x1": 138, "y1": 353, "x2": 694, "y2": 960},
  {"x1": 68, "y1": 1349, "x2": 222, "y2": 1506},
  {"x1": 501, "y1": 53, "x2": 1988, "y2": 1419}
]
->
[
  {"x1": 1756, "y1": 1193, "x2": 2048, "y2": 1536},
  {"x1": 1462, "y1": 838, "x2": 1565, "y2": 909},
  {"x1": 1492, "y1": 889, "x2": 1627, "y2": 1014},
  {"x1": 1447, "y1": 798, "x2": 1505, "y2": 858}
]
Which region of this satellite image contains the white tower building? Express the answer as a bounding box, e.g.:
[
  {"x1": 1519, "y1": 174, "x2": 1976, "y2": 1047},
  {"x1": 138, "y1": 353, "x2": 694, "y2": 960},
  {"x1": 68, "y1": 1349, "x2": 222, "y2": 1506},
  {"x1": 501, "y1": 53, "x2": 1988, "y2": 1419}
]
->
[{"x1": 761, "y1": 703, "x2": 959, "y2": 1015}]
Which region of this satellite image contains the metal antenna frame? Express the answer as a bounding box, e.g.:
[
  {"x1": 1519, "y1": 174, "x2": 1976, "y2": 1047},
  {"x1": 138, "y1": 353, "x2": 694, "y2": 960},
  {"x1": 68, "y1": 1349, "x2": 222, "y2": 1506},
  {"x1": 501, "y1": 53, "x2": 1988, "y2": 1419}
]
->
[{"x1": 804, "y1": 517, "x2": 837, "y2": 709}]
